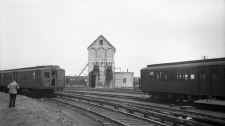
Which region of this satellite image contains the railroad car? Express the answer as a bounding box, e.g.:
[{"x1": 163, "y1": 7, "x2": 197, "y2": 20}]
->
[
  {"x1": 0, "y1": 65, "x2": 65, "y2": 94},
  {"x1": 140, "y1": 58, "x2": 225, "y2": 101}
]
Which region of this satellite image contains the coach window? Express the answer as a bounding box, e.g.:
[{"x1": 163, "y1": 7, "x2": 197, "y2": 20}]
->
[
  {"x1": 185, "y1": 73, "x2": 188, "y2": 80},
  {"x1": 190, "y1": 74, "x2": 195, "y2": 80},
  {"x1": 32, "y1": 72, "x2": 36, "y2": 80},
  {"x1": 164, "y1": 73, "x2": 168, "y2": 80},
  {"x1": 149, "y1": 71, "x2": 154, "y2": 76},
  {"x1": 149, "y1": 71, "x2": 154, "y2": 80},
  {"x1": 224, "y1": 68, "x2": 225, "y2": 79},
  {"x1": 37, "y1": 71, "x2": 40, "y2": 80},
  {"x1": 179, "y1": 74, "x2": 182, "y2": 80},
  {"x1": 201, "y1": 73, "x2": 206, "y2": 80},
  {"x1": 52, "y1": 71, "x2": 56, "y2": 78},
  {"x1": 182, "y1": 73, "x2": 184, "y2": 80},
  {"x1": 21, "y1": 74, "x2": 25, "y2": 80},
  {"x1": 156, "y1": 72, "x2": 160, "y2": 80},
  {"x1": 35, "y1": 71, "x2": 39, "y2": 80},
  {"x1": 199, "y1": 72, "x2": 206, "y2": 80},
  {"x1": 159, "y1": 72, "x2": 162, "y2": 79},
  {"x1": 44, "y1": 72, "x2": 50, "y2": 78},
  {"x1": 181, "y1": 74, "x2": 184, "y2": 80},
  {"x1": 182, "y1": 73, "x2": 185, "y2": 80},
  {"x1": 5, "y1": 74, "x2": 10, "y2": 81}
]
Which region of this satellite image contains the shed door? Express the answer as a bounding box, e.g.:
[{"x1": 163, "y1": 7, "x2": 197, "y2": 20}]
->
[{"x1": 89, "y1": 71, "x2": 96, "y2": 88}]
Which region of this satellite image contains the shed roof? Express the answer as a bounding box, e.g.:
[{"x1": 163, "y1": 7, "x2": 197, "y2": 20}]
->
[{"x1": 87, "y1": 35, "x2": 116, "y2": 51}]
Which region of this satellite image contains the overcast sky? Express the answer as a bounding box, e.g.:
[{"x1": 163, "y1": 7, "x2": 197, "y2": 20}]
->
[{"x1": 0, "y1": 0, "x2": 224, "y2": 76}]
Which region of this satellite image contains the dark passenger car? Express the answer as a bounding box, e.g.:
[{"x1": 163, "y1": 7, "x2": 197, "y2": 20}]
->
[
  {"x1": 141, "y1": 58, "x2": 225, "y2": 100},
  {"x1": 0, "y1": 65, "x2": 65, "y2": 93}
]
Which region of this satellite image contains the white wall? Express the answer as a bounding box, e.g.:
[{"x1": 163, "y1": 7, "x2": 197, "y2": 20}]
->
[{"x1": 114, "y1": 72, "x2": 134, "y2": 88}]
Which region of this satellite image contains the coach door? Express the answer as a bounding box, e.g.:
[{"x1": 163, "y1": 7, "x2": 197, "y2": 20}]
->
[
  {"x1": 198, "y1": 69, "x2": 210, "y2": 96},
  {"x1": 51, "y1": 71, "x2": 57, "y2": 87},
  {"x1": 13, "y1": 72, "x2": 18, "y2": 81},
  {"x1": 210, "y1": 67, "x2": 224, "y2": 97}
]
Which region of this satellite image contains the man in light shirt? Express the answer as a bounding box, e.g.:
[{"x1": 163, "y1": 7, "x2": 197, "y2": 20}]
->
[{"x1": 7, "y1": 80, "x2": 20, "y2": 108}]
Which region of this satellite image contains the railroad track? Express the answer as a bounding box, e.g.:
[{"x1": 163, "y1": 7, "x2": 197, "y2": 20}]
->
[
  {"x1": 62, "y1": 89, "x2": 225, "y2": 125},
  {"x1": 128, "y1": 102, "x2": 225, "y2": 126},
  {"x1": 63, "y1": 90, "x2": 146, "y2": 100},
  {"x1": 55, "y1": 92, "x2": 218, "y2": 126},
  {"x1": 51, "y1": 96, "x2": 168, "y2": 126},
  {"x1": 64, "y1": 88, "x2": 143, "y2": 95}
]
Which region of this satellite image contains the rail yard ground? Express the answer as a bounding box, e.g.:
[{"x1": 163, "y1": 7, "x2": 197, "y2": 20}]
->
[
  {"x1": 0, "y1": 92, "x2": 100, "y2": 126},
  {"x1": 1, "y1": 88, "x2": 225, "y2": 126}
]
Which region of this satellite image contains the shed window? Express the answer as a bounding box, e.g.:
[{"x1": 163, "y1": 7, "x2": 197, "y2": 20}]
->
[
  {"x1": 123, "y1": 78, "x2": 126, "y2": 83},
  {"x1": 99, "y1": 40, "x2": 103, "y2": 45}
]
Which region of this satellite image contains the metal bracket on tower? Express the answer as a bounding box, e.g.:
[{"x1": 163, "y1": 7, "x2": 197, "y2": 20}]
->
[{"x1": 78, "y1": 63, "x2": 88, "y2": 77}]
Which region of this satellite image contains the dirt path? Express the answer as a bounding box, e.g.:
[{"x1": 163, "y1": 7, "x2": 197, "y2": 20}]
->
[{"x1": 0, "y1": 92, "x2": 100, "y2": 126}]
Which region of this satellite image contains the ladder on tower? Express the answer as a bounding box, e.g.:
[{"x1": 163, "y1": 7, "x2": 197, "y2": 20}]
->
[{"x1": 78, "y1": 63, "x2": 88, "y2": 77}]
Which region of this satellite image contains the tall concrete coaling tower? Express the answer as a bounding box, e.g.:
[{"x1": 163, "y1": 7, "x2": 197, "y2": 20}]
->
[{"x1": 87, "y1": 35, "x2": 116, "y2": 88}]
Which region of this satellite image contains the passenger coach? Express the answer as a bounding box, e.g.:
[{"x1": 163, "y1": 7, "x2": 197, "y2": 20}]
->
[
  {"x1": 0, "y1": 65, "x2": 65, "y2": 93},
  {"x1": 140, "y1": 58, "x2": 225, "y2": 100}
]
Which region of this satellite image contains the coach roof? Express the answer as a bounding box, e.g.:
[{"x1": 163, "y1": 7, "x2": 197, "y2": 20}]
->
[
  {"x1": 142, "y1": 57, "x2": 225, "y2": 70},
  {"x1": 0, "y1": 65, "x2": 61, "y2": 73}
]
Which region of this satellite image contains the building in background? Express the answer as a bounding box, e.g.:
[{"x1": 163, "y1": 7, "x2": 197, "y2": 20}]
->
[
  {"x1": 87, "y1": 35, "x2": 116, "y2": 88},
  {"x1": 65, "y1": 76, "x2": 88, "y2": 87},
  {"x1": 133, "y1": 76, "x2": 140, "y2": 89},
  {"x1": 114, "y1": 72, "x2": 134, "y2": 88}
]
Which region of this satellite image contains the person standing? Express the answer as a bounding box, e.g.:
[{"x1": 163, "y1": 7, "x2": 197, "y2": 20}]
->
[{"x1": 7, "y1": 80, "x2": 20, "y2": 108}]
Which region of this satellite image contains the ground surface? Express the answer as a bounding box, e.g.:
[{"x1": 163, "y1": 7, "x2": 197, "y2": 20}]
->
[{"x1": 0, "y1": 92, "x2": 100, "y2": 126}]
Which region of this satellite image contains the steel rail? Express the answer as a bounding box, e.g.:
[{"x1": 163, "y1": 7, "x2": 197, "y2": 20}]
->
[
  {"x1": 62, "y1": 90, "x2": 225, "y2": 124},
  {"x1": 52, "y1": 96, "x2": 168, "y2": 126},
  {"x1": 56, "y1": 92, "x2": 210, "y2": 126}
]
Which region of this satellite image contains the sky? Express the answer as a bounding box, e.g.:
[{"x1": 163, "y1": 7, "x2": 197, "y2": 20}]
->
[{"x1": 0, "y1": 0, "x2": 224, "y2": 76}]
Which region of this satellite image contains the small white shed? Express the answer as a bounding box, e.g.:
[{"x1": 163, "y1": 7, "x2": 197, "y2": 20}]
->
[{"x1": 114, "y1": 72, "x2": 134, "y2": 88}]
